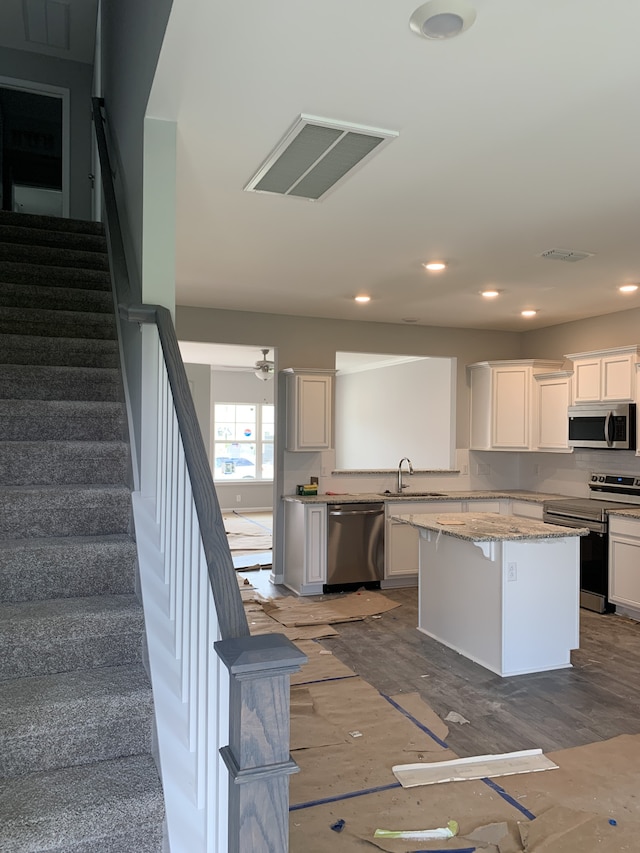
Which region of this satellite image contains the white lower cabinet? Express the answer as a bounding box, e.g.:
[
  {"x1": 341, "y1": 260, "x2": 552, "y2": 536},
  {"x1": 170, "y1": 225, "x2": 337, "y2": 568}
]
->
[
  {"x1": 609, "y1": 515, "x2": 640, "y2": 615},
  {"x1": 510, "y1": 500, "x2": 544, "y2": 521},
  {"x1": 283, "y1": 500, "x2": 327, "y2": 595},
  {"x1": 384, "y1": 501, "x2": 464, "y2": 585}
]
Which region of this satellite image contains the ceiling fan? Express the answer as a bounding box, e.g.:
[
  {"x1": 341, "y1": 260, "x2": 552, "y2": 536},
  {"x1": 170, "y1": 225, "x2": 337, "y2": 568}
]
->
[{"x1": 254, "y1": 348, "x2": 275, "y2": 381}]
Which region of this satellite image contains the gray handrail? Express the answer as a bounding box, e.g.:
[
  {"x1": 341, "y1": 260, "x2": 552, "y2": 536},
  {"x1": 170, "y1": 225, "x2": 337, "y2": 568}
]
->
[{"x1": 91, "y1": 97, "x2": 248, "y2": 640}]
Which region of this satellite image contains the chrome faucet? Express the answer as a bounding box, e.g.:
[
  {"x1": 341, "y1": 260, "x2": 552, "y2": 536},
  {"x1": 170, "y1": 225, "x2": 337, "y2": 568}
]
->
[{"x1": 397, "y1": 457, "x2": 414, "y2": 493}]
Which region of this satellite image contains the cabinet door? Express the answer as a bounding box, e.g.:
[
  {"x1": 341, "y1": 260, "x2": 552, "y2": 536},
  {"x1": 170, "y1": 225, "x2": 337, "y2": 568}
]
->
[
  {"x1": 609, "y1": 534, "x2": 640, "y2": 608},
  {"x1": 304, "y1": 504, "x2": 327, "y2": 586},
  {"x1": 572, "y1": 359, "x2": 601, "y2": 403},
  {"x1": 287, "y1": 373, "x2": 333, "y2": 451},
  {"x1": 602, "y1": 354, "x2": 635, "y2": 402},
  {"x1": 510, "y1": 500, "x2": 543, "y2": 520},
  {"x1": 535, "y1": 375, "x2": 571, "y2": 450},
  {"x1": 492, "y1": 367, "x2": 530, "y2": 448},
  {"x1": 385, "y1": 501, "x2": 463, "y2": 578}
]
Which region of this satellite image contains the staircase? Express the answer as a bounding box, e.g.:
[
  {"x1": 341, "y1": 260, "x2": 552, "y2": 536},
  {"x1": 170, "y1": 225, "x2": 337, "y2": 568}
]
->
[{"x1": 0, "y1": 211, "x2": 165, "y2": 852}]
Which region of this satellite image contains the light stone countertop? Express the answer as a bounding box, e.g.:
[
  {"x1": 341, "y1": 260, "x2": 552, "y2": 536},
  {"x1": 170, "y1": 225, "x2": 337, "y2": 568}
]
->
[
  {"x1": 607, "y1": 507, "x2": 640, "y2": 519},
  {"x1": 283, "y1": 489, "x2": 570, "y2": 505},
  {"x1": 392, "y1": 511, "x2": 590, "y2": 542}
]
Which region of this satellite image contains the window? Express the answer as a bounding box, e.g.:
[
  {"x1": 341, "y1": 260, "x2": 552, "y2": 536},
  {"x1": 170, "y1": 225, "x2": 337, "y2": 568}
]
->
[{"x1": 213, "y1": 403, "x2": 274, "y2": 482}]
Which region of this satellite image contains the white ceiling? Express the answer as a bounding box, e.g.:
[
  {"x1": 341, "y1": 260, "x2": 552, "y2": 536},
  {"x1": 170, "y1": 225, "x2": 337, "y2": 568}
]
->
[{"x1": 152, "y1": 0, "x2": 640, "y2": 332}]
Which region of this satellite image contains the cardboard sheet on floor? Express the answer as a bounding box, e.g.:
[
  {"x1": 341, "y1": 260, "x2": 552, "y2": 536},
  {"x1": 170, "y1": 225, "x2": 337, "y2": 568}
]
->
[
  {"x1": 263, "y1": 590, "x2": 401, "y2": 627},
  {"x1": 387, "y1": 691, "x2": 449, "y2": 745},
  {"x1": 289, "y1": 782, "x2": 530, "y2": 853},
  {"x1": 290, "y1": 686, "x2": 347, "y2": 750},
  {"x1": 518, "y1": 805, "x2": 640, "y2": 852},
  {"x1": 500, "y1": 733, "x2": 640, "y2": 822},
  {"x1": 244, "y1": 603, "x2": 339, "y2": 640},
  {"x1": 291, "y1": 639, "x2": 358, "y2": 685},
  {"x1": 290, "y1": 678, "x2": 455, "y2": 806}
]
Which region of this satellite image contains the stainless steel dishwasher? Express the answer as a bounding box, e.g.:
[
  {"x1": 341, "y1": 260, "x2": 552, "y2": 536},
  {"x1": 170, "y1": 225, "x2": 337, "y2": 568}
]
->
[{"x1": 326, "y1": 502, "x2": 385, "y2": 591}]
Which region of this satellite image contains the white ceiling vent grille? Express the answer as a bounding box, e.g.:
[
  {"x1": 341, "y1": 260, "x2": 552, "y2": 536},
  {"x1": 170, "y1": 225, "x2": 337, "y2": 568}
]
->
[
  {"x1": 245, "y1": 115, "x2": 398, "y2": 201},
  {"x1": 538, "y1": 248, "x2": 594, "y2": 263}
]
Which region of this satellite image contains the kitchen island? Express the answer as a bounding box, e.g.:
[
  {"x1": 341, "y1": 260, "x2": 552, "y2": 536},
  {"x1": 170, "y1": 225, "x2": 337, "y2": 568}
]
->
[{"x1": 392, "y1": 511, "x2": 588, "y2": 677}]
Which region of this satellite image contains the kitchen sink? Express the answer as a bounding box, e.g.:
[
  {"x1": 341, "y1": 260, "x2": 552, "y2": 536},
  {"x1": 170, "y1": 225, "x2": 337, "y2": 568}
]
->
[{"x1": 379, "y1": 491, "x2": 447, "y2": 498}]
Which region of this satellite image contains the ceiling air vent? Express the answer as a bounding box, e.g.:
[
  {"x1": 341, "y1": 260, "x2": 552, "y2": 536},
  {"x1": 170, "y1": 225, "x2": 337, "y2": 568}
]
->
[
  {"x1": 245, "y1": 115, "x2": 398, "y2": 201},
  {"x1": 538, "y1": 248, "x2": 594, "y2": 263}
]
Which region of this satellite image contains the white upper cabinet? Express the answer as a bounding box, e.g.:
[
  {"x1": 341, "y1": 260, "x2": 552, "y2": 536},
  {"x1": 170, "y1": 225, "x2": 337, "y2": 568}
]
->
[
  {"x1": 469, "y1": 360, "x2": 564, "y2": 451},
  {"x1": 565, "y1": 346, "x2": 640, "y2": 404},
  {"x1": 284, "y1": 369, "x2": 335, "y2": 451},
  {"x1": 533, "y1": 370, "x2": 573, "y2": 452}
]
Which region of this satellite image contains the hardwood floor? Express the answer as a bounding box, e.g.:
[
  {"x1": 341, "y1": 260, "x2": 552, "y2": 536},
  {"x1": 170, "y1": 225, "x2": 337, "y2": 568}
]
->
[{"x1": 247, "y1": 571, "x2": 640, "y2": 759}]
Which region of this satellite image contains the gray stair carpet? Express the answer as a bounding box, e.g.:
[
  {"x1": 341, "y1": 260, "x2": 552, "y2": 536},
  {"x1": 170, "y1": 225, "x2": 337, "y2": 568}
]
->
[{"x1": 0, "y1": 210, "x2": 164, "y2": 853}]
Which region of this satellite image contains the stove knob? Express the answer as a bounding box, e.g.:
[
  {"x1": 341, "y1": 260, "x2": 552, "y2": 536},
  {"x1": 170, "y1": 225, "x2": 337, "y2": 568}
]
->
[
  {"x1": 599, "y1": 476, "x2": 605, "y2": 482},
  {"x1": 591, "y1": 475, "x2": 597, "y2": 481}
]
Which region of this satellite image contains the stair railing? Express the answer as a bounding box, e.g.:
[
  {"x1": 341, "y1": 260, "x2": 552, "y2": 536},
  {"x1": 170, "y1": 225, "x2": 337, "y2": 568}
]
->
[{"x1": 92, "y1": 97, "x2": 306, "y2": 853}]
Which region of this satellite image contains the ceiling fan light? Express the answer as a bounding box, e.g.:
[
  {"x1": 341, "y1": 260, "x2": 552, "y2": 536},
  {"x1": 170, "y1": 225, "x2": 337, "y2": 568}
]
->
[{"x1": 410, "y1": 0, "x2": 476, "y2": 41}]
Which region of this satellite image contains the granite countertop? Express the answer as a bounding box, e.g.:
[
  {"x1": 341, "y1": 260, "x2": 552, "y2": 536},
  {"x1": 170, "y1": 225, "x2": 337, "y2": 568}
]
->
[
  {"x1": 283, "y1": 489, "x2": 569, "y2": 505},
  {"x1": 392, "y1": 511, "x2": 590, "y2": 543},
  {"x1": 608, "y1": 507, "x2": 640, "y2": 519}
]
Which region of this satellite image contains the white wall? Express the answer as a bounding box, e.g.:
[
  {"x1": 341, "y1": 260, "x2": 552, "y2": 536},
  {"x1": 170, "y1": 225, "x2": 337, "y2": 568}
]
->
[{"x1": 335, "y1": 357, "x2": 455, "y2": 470}]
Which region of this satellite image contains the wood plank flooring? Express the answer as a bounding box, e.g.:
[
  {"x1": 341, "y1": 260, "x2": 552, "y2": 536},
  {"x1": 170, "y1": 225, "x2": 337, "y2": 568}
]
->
[{"x1": 247, "y1": 572, "x2": 640, "y2": 759}]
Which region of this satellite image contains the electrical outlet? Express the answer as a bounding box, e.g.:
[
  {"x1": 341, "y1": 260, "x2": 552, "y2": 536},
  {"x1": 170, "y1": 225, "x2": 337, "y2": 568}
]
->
[
  {"x1": 507, "y1": 562, "x2": 517, "y2": 582},
  {"x1": 236, "y1": 494, "x2": 241, "y2": 503}
]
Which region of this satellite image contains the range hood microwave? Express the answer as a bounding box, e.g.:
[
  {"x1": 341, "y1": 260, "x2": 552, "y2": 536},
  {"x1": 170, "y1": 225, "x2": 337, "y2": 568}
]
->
[{"x1": 568, "y1": 402, "x2": 636, "y2": 450}]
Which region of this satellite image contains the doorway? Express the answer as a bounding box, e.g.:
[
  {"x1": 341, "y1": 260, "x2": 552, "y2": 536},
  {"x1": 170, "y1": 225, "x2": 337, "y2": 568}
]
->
[{"x1": 0, "y1": 77, "x2": 69, "y2": 217}]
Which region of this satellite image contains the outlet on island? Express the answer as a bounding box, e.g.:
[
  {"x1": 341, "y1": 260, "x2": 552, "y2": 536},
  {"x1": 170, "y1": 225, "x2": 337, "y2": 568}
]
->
[{"x1": 236, "y1": 494, "x2": 241, "y2": 503}]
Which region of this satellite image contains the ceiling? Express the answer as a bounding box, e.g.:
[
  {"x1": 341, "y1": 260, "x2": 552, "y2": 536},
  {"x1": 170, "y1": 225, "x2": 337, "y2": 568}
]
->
[
  {"x1": 150, "y1": 0, "x2": 640, "y2": 332},
  {"x1": 3, "y1": 1, "x2": 640, "y2": 333}
]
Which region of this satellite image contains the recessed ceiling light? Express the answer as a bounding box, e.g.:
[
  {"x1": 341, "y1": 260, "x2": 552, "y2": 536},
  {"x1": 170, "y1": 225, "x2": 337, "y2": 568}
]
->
[
  {"x1": 423, "y1": 261, "x2": 446, "y2": 271},
  {"x1": 619, "y1": 284, "x2": 639, "y2": 293},
  {"x1": 409, "y1": 0, "x2": 477, "y2": 40},
  {"x1": 354, "y1": 295, "x2": 371, "y2": 303},
  {"x1": 521, "y1": 309, "x2": 537, "y2": 317},
  {"x1": 481, "y1": 289, "x2": 500, "y2": 298}
]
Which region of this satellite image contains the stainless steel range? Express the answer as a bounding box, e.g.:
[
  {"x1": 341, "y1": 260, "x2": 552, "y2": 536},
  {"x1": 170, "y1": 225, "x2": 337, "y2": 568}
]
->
[{"x1": 543, "y1": 472, "x2": 640, "y2": 613}]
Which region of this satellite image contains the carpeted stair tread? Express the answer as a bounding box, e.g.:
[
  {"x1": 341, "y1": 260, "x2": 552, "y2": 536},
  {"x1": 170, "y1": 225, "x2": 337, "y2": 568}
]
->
[
  {"x1": 0, "y1": 365, "x2": 121, "y2": 402},
  {"x1": 0, "y1": 594, "x2": 145, "y2": 680},
  {"x1": 0, "y1": 399, "x2": 126, "y2": 441},
  {"x1": 0, "y1": 210, "x2": 105, "y2": 236},
  {"x1": 0, "y1": 306, "x2": 116, "y2": 339},
  {"x1": 0, "y1": 484, "x2": 132, "y2": 538},
  {"x1": 0, "y1": 664, "x2": 153, "y2": 778},
  {"x1": 0, "y1": 224, "x2": 107, "y2": 254},
  {"x1": 0, "y1": 260, "x2": 111, "y2": 290},
  {"x1": 0, "y1": 334, "x2": 119, "y2": 368},
  {"x1": 0, "y1": 243, "x2": 109, "y2": 271},
  {"x1": 0, "y1": 754, "x2": 164, "y2": 853},
  {"x1": 0, "y1": 282, "x2": 114, "y2": 313},
  {"x1": 0, "y1": 535, "x2": 137, "y2": 603},
  {"x1": 0, "y1": 441, "x2": 129, "y2": 486}
]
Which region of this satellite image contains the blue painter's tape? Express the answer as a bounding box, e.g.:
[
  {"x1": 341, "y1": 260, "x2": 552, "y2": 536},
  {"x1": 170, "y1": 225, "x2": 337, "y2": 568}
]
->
[
  {"x1": 411, "y1": 848, "x2": 476, "y2": 853},
  {"x1": 481, "y1": 777, "x2": 537, "y2": 821},
  {"x1": 294, "y1": 674, "x2": 358, "y2": 687},
  {"x1": 381, "y1": 692, "x2": 449, "y2": 749},
  {"x1": 290, "y1": 781, "x2": 401, "y2": 811}
]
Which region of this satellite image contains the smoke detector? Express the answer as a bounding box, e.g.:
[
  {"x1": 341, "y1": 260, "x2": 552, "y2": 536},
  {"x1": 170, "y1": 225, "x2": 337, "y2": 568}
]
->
[
  {"x1": 254, "y1": 349, "x2": 275, "y2": 381},
  {"x1": 409, "y1": 0, "x2": 477, "y2": 40}
]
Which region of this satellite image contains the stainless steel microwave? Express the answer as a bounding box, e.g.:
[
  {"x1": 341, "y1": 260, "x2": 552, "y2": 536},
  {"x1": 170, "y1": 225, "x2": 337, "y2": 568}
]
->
[{"x1": 568, "y1": 403, "x2": 636, "y2": 450}]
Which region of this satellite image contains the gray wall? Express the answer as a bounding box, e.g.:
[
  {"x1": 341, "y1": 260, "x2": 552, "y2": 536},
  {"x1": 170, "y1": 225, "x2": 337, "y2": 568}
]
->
[
  {"x1": 176, "y1": 306, "x2": 524, "y2": 450},
  {"x1": 523, "y1": 306, "x2": 640, "y2": 361},
  {"x1": 0, "y1": 46, "x2": 93, "y2": 219}
]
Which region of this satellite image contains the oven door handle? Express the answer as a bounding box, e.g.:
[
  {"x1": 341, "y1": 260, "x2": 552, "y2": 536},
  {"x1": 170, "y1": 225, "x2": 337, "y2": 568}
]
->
[{"x1": 605, "y1": 411, "x2": 614, "y2": 447}]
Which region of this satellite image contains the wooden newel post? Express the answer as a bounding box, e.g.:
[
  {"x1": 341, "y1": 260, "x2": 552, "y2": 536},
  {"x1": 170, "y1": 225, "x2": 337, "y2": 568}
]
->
[{"x1": 215, "y1": 633, "x2": 308, "y2": 853}]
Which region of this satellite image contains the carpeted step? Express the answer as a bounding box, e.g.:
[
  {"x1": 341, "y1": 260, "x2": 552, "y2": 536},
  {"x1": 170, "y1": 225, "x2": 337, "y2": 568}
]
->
[
  {"x1": 0, "y1": 485, "x2": 131, "y2": 539},
  {"x1": 0, "y1": 224, "x2": 107, "y2": 254},
  {"x1": 0, "y1": 365, "x2": 121, "y2": 402},
  {"x1": 0, "y1": 400, "x2": 126, "y2": 442},
  {"x1": 0, "y1": 242, "x2": 109, "y2": 271},
  {"x1": 0, "y1": 334, "x2": 119, "y2": 368},
  {"x1": 0, "y1": 282, "x2": 114, "y2": 314},
  {"x1": 0, "y1": 441, "x2": 129, "y2": 486},
  {"x1": 0, "y1": 306, "x2": 116, "y2": 339},
  {"x1": 0, "y1": 260, "x2": 111, "y2": 290},
  {"x1": 0, "y1": 210, "x2": 105, "y2": 236},
  {"x1": 0, "y1": 594, "x2": 145, "y2": 680},
  {"x1": 0, "y1": 754, "x2": 164, "y2": 853},
  {"x1": 0, "y1": 664, "x2": 154, "y2": 779},
  {"x1": 0, "y1": 535, "x2": 137, "y2": 603}
]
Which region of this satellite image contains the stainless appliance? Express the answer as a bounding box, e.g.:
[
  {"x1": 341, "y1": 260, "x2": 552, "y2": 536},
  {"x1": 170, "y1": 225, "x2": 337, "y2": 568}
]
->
[
  {"x1": 543, "y1": 472, "x2": 640, "y2": 613},
  {"x1": 326, "y1": 502, "x2": 384, "y2": 591},
  {"x1": 568, "y1": 402, "x2": 636, "y2": 450}
]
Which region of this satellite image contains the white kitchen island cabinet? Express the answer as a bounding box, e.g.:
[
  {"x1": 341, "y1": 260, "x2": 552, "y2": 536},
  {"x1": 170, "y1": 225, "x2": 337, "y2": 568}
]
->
[{"x1": 393, "y1": 512, "x2": 586, "y2": 677}]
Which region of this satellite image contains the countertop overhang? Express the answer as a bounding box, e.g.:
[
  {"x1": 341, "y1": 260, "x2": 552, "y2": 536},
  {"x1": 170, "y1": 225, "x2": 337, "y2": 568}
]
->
[
  {"x1": 392, "y1": 511, "x2": 589, "y2": 542},
  {"x1": 283, "y1": 490, "x2": 569, "y2": 505}
]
